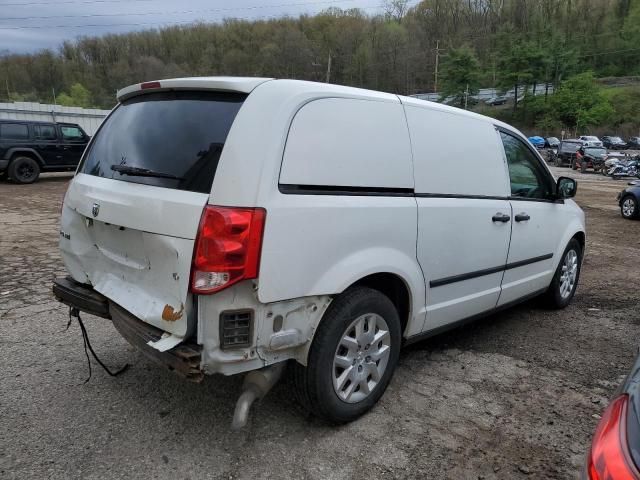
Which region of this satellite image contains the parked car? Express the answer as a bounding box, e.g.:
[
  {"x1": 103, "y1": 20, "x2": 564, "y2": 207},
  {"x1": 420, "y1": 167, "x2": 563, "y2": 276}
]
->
[
  {"x1": 0, "y1": 120, "x2": 90, "y2": 184},
  {"x1": 617, "y1": 183, "x2": 640, "y2": 219},
  {"x1": 602, "y1": 135, "x2": 628, "y2": 150},
  {"x1": 575, "y1": 147, "x2": 608, "y2": 173},
  {"x1": 545, "y1": 136, "x2": 560, "y2": 149},
  {"x1": 629, "y1": 137, "x2": 640, "y2": 150},
  {"x1": 583, "y1": 349, "x2": 640, "y2": 478},
  {"x1": 579, "y1": 135, "x2": 603, "y2": 148},
  {"x1": 528, "y1": 136, "x2": 545, "y2": 149},
  {"x1": 555, "y1": 139, "x2": 583, "y2": 167},
  {"x1": 485, "y1": 96, "x2": 507, "y2": 106},
  {"x1": 52, "y1": 77, "x2": 586, "y2": 426}
]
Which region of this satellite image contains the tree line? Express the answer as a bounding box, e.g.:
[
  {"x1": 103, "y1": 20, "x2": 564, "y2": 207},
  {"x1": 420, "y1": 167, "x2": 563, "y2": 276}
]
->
[{"x1": 0, "y1": 0, "x2": 638, "y2": 126}]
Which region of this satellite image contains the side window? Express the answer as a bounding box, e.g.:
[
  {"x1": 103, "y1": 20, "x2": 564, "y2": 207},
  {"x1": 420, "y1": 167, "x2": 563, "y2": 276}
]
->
[
  {"x1": 35, "y1": 125, "x2": 57, "y2": 140},
  {"x1": 500, "y1": 131, "x2": 553, "y2": 200},
  {"x1": 60, "y1": 126, "x2": 84, "y2": 141},
  {"x1": 0, "y1": 123, "x2": 29, "y2": 140}
]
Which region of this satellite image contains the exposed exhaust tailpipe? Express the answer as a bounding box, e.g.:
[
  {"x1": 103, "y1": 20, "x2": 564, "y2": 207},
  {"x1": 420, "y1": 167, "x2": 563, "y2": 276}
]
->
[{"x1": 231, "y1": 362, "x2": 285, "y2": 430}]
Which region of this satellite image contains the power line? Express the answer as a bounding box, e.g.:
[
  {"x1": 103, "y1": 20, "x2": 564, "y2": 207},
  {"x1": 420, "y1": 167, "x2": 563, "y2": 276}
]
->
[
  {"x1": 0, "y1": 1, "x2": 401, "y2": 30},
  {"x1": 0, "y1": 0, "x2": 155, "y2": 6},
  {"x1": 0, "y1": 0, "x2": 360, "y2": 21}
]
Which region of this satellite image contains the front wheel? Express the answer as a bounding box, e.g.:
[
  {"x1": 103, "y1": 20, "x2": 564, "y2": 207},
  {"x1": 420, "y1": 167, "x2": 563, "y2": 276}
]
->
[
  {"x1": 543, "y1": 239, "x2": 582, "y2": 309},
  {"x1": 621, "y1": 196, "x2": 639, "y2": 219},
  {"x1": 581, "y1": 162, "x2": 587, "y2": 173},
  {"x1": 292, "y1": 286, "x2": 401, "y2": 423}
]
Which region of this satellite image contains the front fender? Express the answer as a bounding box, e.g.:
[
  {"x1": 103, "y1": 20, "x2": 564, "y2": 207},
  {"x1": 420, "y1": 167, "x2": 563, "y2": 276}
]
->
[{"x1": 553, "y1": 202, "x2": 586, "y2": 269}]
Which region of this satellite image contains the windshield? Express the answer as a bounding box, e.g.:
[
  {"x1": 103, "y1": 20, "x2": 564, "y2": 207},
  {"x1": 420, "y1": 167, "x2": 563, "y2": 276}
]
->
[
  {"x1": 547, "y1": 137, "x2": 559, "y2": 143},
  {"x1": 583, "y1": 136, "x2": 599, "y2": 141},
  {"x1": 585, "y1": 148, "x2": 606, "y2": 155},
  {"x1": 562, "y1": 143, "x2": 581, "y2": 152},
  {"x1": 610, "y1": 136, "x2": 623, "y2": 142},
  {"x1": 80, "y1": 91, "x2": 246, "y2": 193}
]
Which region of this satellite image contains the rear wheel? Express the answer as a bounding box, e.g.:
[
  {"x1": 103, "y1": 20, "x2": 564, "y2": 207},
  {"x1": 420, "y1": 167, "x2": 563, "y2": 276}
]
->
[
  {"x1": 621, "y1": 196, "x2": 639, "y2": 219},
  {"x1": 543, "y1": 239, "x2": 582, "y2": 309},
  {"x1": 571, "y1": 159, "x2": 577, "y2": 170},
  {"x1": 8, "y1": 156, "x2": 40, "y2": 184},
  {"x1": 292, "y1": 286, "x2": 401, "y2": 423}
]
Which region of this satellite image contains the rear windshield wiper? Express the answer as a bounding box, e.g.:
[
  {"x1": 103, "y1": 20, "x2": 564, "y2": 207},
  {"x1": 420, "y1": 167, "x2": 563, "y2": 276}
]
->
[{"x1": 110, "y1": 164, "x2": 183, "y2": 180}]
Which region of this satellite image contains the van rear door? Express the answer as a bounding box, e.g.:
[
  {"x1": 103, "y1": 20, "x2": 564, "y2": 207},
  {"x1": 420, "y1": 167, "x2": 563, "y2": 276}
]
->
[{"x1": 60, "y1": 91, "x2": 246, "y2": 338}]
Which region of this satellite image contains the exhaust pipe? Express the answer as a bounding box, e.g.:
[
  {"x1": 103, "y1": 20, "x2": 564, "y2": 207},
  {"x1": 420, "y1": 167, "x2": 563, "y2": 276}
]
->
[{"x1": 231, "y1": 362, "x2": 285, "y2": 430}]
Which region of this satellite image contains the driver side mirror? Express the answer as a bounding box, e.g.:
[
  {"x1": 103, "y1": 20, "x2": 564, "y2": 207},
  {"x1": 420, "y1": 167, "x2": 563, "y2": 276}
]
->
[{"x1": 557, "y1": 176, "x2": 577, "y2": 199}]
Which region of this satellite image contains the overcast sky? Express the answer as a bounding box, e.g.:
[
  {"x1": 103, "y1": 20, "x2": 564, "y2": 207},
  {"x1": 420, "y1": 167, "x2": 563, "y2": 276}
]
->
[{"x1": 0, "y1": 0, "x2": 389, "y2": 53}]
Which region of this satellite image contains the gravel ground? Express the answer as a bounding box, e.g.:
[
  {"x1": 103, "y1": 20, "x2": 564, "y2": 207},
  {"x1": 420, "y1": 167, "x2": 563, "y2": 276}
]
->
[{"x1": 1, "y1": 168, "x2": 639, "y2": 480}]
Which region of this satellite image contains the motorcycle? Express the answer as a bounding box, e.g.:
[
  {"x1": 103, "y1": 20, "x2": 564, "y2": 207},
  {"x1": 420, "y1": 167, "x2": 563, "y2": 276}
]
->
[{"x1": 608, "y1": 158, "x2": 640, "y2": 179}]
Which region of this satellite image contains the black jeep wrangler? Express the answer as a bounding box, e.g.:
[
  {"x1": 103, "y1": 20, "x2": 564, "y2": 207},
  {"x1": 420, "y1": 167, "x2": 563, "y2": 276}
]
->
[{"x1": 0, "y1": 120, "x2": 90, "y2": 184}]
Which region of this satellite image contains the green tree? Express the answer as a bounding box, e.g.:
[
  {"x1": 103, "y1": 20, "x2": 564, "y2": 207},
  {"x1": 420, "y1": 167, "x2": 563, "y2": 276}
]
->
[
  {"x1": 57, "y1": 83, "x2": 92, "y2": 107},
  {"x1": 438, "y1": 46, "x2": 480, "y2": 108},
  {"x1": 546, "y1": 72, "x2": 614, "y2": 130}
]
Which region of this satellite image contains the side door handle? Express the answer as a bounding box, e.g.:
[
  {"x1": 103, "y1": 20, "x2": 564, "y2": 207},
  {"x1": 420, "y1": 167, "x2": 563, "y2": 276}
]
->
[
  {"x1": 492, "y1": 213, "x2": 511, "y2": 223},
  {"x1": 515, "y1": 213, "x2": 530, "y2": 222}
]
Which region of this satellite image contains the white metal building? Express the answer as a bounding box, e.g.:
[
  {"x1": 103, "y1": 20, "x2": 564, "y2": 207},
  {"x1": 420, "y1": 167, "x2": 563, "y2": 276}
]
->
[{"x1": 0, "y1": 102, "x2": 111, "y2": 135}]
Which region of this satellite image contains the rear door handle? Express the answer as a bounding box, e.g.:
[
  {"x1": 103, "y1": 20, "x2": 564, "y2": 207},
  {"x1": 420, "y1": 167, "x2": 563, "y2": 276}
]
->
[
  {"x1": 515, "y1": 213, "x2": 530, "y2": 222},
  {"x1": 492, "y1": 213, "x2": 511, "y2": 223}
]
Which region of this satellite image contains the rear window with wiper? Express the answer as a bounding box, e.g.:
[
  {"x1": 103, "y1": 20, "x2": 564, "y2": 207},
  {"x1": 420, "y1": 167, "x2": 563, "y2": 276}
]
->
[{"x1": 80, "y1": 91, "x2": 246, "y2": 193}]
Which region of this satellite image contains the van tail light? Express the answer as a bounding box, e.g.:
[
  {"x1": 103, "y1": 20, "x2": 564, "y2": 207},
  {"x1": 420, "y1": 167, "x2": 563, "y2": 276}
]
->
[
  {"x1": 587, "y1": 394, "x2": 640, "y2": 480},
  {"x1": 190, "y1": 205, "x2": 266, "y2": 294}
]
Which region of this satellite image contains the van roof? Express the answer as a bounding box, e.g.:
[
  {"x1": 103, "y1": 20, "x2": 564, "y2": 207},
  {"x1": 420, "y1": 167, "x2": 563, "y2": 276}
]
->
[{"x1": 116, "y1": 76, "x2": 522, "y2": 138}]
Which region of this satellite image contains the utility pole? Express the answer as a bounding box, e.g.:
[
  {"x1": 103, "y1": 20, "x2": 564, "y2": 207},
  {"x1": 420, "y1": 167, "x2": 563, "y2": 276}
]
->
[
  {"x1": 5, "y1": 78, "x2": 10, "y2": 101},
  {"x1": 464, "y1": 83, "x2": 469, "y2": 110},
  {"x1": 325, "y1": 52, "x2": 332, "y2": 83},
  {"x1": 434, "y1": 40, "x2": 441, "y2": 94}
]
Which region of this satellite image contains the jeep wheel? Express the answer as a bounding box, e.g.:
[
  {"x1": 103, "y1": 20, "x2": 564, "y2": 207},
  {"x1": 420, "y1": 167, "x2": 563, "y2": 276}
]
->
[
  {"x1": 292, "y1": 286, "x2": 401, "y2": 423},
  {"x1": 8, "y1": 156, "x2": 40, "y2": 184}
]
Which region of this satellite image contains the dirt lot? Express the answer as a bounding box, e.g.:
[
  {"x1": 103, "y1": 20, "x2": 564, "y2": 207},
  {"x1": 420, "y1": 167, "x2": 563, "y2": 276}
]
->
[{"x1": 1, "y1": 168, "x2": 639, "y2": 480}]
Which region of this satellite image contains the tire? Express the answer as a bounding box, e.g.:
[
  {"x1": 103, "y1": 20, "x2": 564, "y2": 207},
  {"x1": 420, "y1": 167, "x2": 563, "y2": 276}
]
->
[
  {"x1": 292, "y1": 286, "x2": 401, "y2": 423},
  {"x1": 581, "y1": 161, "x2": 587, "y2": 173},
  {"x1": 8, "y1": 156, "x2": 40, "y2": 184},
  {"x1": 571, "y1": 159, "x2": 577, "y2": 170},
  {"x1": 621, "y1": 195, "x2": 639, "y2": 220},
  {"x1": 543, "y1": 239, "x2": 582, "y2": 309}
]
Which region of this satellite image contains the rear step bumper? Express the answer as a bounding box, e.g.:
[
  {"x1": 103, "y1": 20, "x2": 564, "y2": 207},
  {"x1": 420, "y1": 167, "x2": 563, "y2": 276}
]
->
[
  {"x1": 52, "y1": 276, "x2": 203, "y2": 382},
  {"x1": 52, "y1": 276, "x2": 111, "y2": 319}
]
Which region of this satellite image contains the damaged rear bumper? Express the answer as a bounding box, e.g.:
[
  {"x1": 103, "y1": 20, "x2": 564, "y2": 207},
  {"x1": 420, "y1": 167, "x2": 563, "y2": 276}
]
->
[{"x1": 52, "y1": 276, "x2": 203, "y2": 382}]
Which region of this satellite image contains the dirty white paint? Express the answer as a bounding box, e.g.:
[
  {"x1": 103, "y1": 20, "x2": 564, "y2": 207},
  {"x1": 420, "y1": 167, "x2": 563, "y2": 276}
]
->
[{"x1": 0, "y1": 101, "x2": 110, "y2": 135}]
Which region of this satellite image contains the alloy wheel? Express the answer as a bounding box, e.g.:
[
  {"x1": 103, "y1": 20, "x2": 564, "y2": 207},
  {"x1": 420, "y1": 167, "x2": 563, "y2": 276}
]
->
[
  {"x1": 332, "y1": 313, "x2": 391, "y2": 404},
  {"x1": 622, "y1": 198, "x2": 636, "y2": 218},
  {"x1": 559, "y1": 249, "x2": 578, "y2": 299}
]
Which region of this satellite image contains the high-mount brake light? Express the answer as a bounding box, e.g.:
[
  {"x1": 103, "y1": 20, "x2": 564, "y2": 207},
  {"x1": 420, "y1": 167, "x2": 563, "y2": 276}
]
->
[
  {"x1": 587, "y1": 394, "x2": 640, "y2": 480},
  {"x1": 140, "y1": 81, "x2": 161, "y2": 90},
  {"x1": 190, "y1": 205, "x2": 266, "y2": 294}
]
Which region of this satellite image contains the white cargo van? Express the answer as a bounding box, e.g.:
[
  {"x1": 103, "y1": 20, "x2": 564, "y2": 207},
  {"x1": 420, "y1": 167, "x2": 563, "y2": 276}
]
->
[{"x1": 53, "y1": 77, "x2": 585, "y2": 425}]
